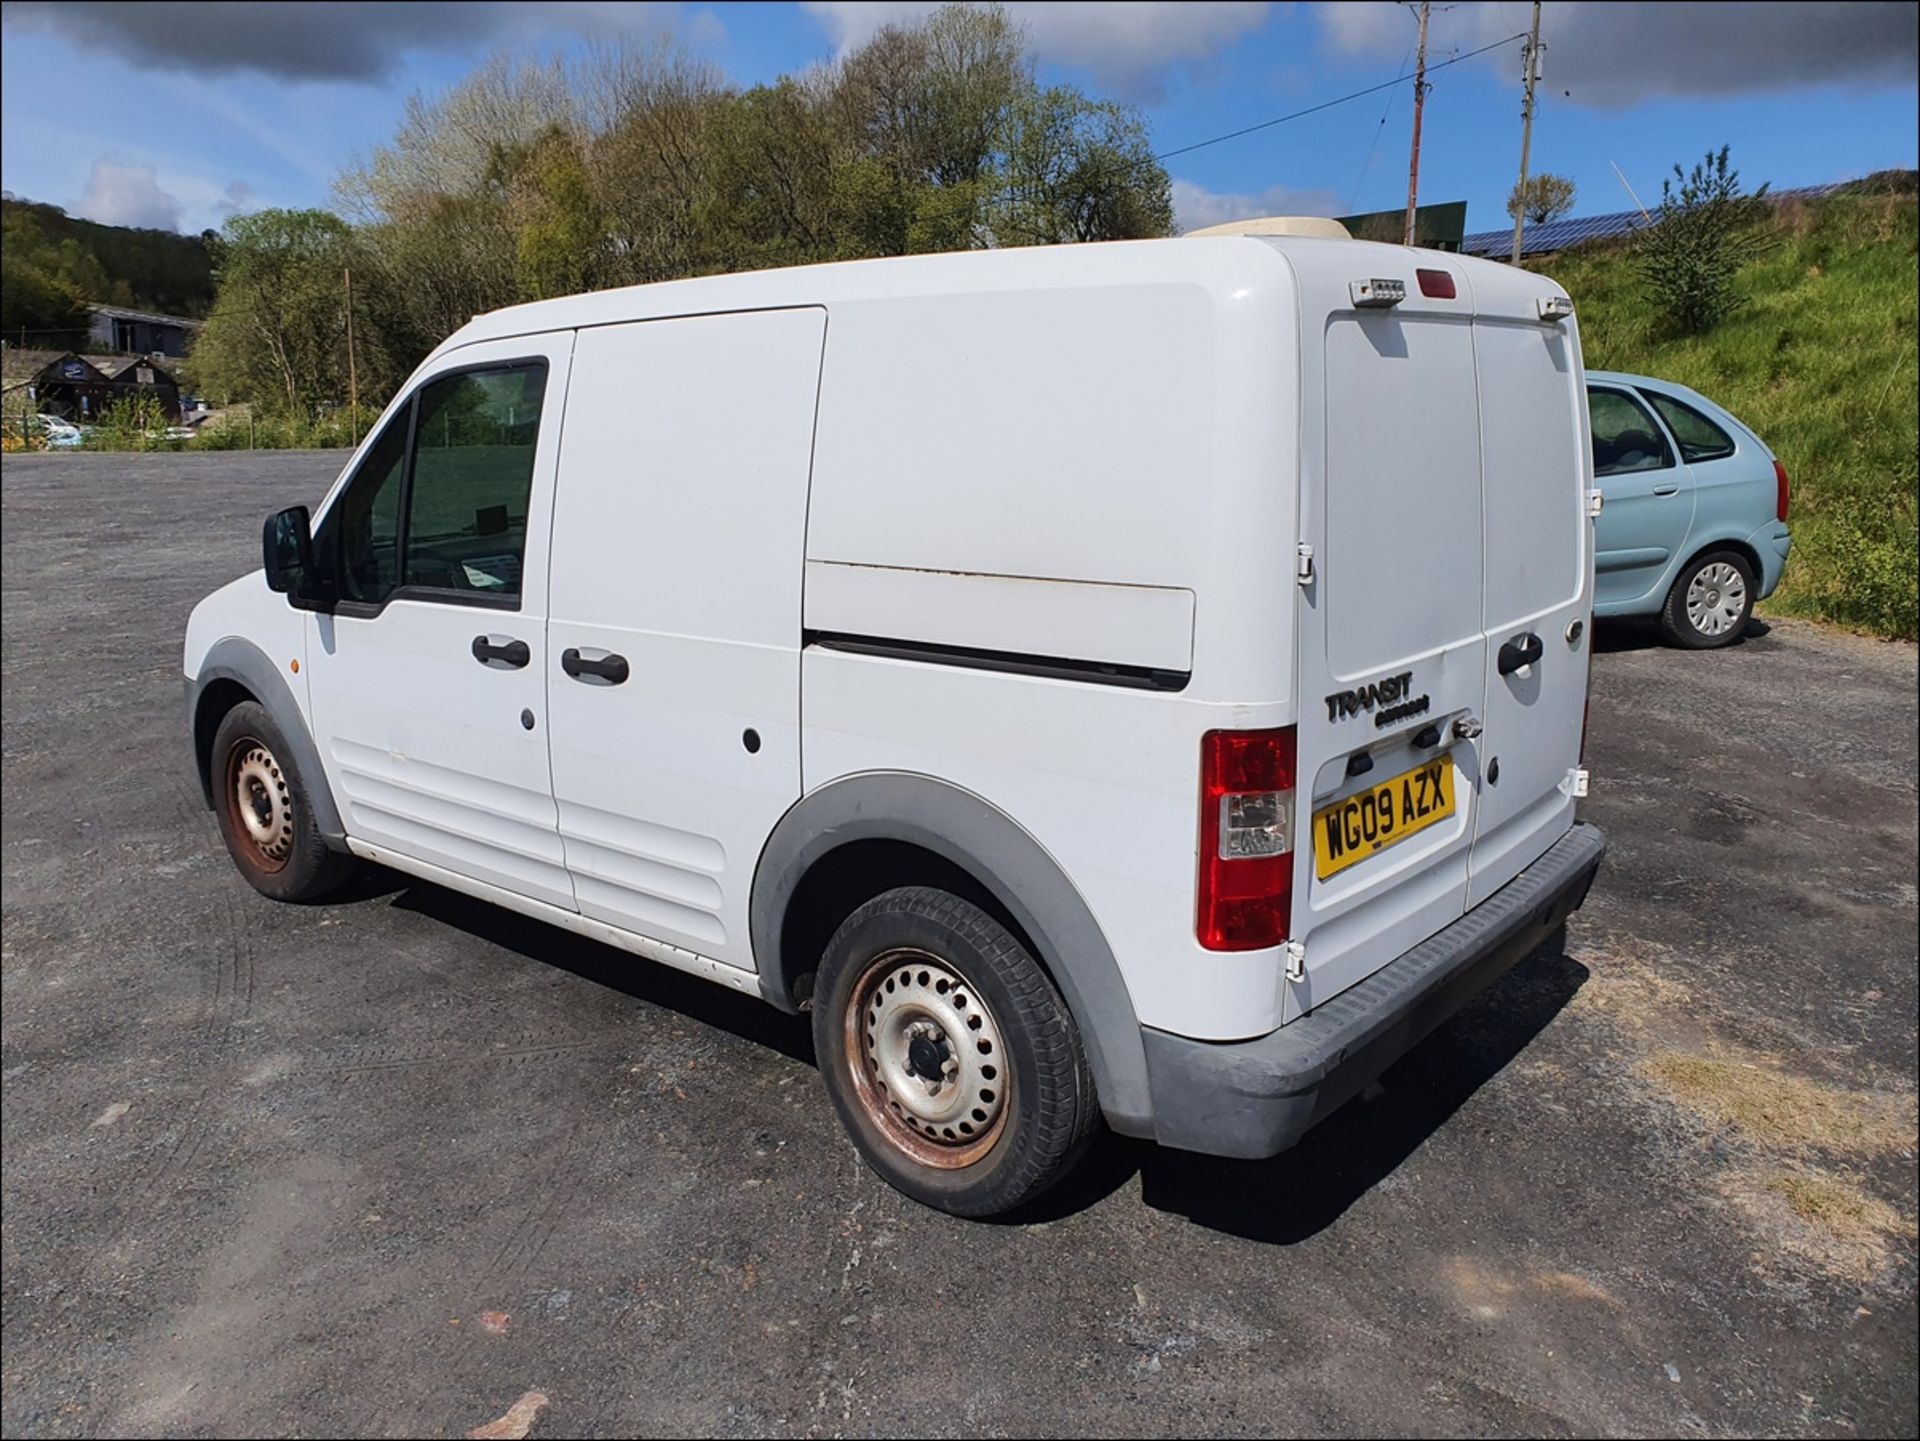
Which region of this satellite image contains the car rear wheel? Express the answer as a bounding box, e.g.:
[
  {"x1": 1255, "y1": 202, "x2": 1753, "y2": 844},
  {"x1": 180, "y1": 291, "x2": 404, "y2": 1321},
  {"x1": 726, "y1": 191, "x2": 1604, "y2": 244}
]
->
[
  {"x1": 1660, "y1": 549, "x2": 1755, "y2": 649},
  {"x1": 210, "y1": 701, "x2": 355, "y2": 902},
  {"x1": 812, "y1": 886, "x2": 1099, "y2": 1218}
]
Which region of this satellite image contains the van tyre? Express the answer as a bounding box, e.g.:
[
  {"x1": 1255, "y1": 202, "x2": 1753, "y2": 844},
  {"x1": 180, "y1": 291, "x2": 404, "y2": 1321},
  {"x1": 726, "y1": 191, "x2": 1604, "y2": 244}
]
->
[
  {"x1": 1661, "y1": 549, "x2": 1755, "y2": 649},
  {"x1": 813, "y1": 886, "x2": 1098, "y2": 1218},
  {"x1": 210, "y1": 701, "x2": 355, "y2": 903}
]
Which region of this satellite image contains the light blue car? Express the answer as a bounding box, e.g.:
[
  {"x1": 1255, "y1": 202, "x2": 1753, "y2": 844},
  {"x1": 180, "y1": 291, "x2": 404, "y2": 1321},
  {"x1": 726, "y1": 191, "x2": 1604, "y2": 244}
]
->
[{"x1": 1586, "y1": 371, "x2": 1792, "y2": 648}]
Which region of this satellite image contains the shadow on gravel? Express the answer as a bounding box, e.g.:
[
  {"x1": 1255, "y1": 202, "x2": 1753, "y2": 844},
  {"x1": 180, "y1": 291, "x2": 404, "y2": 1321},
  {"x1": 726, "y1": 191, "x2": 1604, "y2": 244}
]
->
[
  {"x1": 1020, "y1": 935, "x2": 1592, "y2": 1243},
  {"x1": 362, "y1": 870, "x2": 1588, "y2": 1245},
  {"x1": 1594, "y1": 616, "x2": 1771, "y2": 653},
  {"x1": 384, "y1": 876, "x2": 816, "y2": 1067}
]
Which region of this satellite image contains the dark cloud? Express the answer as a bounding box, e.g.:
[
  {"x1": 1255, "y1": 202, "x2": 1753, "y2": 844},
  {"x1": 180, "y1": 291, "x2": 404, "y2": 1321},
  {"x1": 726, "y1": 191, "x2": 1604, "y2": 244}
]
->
[
  {"x1": 0, "y1": 1, "x2": 715, "y2": 83},
  {"x1": 1323, "y1": 2, "x2": 1919, "y2": 107}
]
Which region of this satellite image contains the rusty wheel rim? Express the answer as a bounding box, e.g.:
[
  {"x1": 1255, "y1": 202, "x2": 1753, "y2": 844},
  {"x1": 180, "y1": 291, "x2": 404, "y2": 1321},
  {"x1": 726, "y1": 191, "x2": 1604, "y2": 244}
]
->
[
  {"x1": 843, "y1": 948, "x2": 1008, "y2": 1169},
  {"x1": 224, "y1": 737, "x2": 294, "y2": 874}
]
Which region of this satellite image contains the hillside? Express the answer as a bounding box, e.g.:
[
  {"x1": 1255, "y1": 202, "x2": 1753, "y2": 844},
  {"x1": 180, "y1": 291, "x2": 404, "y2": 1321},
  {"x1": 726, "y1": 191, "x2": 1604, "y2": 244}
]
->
[
  {"x1": 1534, "y1": 181, "x2": 1919, "y2": 640},
  {"x1": 1, "y1": 197, "x2": 216, "y2": 347}
]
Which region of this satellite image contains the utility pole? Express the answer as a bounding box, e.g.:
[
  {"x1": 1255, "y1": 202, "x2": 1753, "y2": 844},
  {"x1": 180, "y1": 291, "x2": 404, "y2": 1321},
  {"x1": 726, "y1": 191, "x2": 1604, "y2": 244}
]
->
[
  {"x1": 1509, "y1": 1, "x2": 1544, "y2": 264},
  {"x1": 1403, "y1": 0, "x2": 1431, "y2": 246},
  {"x1": 344, "y1": 266, "x2": 359, "y2": 446}
]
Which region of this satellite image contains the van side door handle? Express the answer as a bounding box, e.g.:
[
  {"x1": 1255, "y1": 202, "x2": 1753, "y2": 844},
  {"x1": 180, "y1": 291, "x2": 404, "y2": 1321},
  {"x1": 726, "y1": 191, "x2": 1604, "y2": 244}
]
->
[
  {"x1": 561, "y1": 647, "x2": 630, "y2": 685},
  {"x1": 1651, "y1": 482, "x2": 1680, "y2": 496},
  {"x1": 471, "y1": 634, "x2": 531, "y2": 669},
  {"x1": 1498, "y1": 632, "x2": 1544, "y2": 675}
]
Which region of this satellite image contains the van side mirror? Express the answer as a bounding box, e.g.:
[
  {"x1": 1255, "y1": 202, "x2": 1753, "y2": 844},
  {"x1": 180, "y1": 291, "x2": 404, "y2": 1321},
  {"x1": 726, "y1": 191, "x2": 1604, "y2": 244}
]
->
[{"x1": 262, "y1": 505, "x2": 315, "y2": 600}]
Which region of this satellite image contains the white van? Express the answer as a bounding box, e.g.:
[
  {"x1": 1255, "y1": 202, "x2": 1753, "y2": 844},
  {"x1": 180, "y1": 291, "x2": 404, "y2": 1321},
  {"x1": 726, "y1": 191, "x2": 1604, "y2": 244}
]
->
[{"x1": 185, "y1": 236, "x2": 1605, "y2": 1216}]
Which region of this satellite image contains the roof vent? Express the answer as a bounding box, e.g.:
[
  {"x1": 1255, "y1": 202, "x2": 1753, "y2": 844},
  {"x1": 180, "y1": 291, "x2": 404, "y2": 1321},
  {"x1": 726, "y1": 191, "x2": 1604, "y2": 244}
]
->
[{"x1": 1184, "y1": 216, "x2": 1353, "y2": 240}]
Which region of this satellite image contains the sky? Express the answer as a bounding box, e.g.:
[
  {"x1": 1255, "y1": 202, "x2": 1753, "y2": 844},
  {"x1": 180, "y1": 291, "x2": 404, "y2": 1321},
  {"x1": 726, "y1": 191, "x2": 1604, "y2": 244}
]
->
[{"x1": 1, "y1": 1, "x2": 1915, "y2": 240}]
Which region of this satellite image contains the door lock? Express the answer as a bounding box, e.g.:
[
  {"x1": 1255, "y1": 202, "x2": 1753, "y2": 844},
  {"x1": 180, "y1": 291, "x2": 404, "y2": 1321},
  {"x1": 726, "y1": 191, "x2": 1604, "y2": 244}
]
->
[{"x1": 1452, "y1": 715, "x2": 1483, "y2": 740}]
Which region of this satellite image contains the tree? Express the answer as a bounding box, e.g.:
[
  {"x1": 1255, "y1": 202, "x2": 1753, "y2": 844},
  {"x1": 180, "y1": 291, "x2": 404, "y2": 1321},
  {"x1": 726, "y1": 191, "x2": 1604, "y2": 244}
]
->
[
  {"x1": 996, "y1": 87, "x2": 1172, "y2": 245},
  {"x1": 1507, "y1": 172, "x2": 1576, "y2": 225},
  {"x1": 233, "y1": 4, "x2": 1177, "y2": 402},
  {"x1": 191, "y1": 209, "x2": 356, "y2": 414},
  {"x1": 1634, "y1": 145, "x2": 1772, "y2": 334}
]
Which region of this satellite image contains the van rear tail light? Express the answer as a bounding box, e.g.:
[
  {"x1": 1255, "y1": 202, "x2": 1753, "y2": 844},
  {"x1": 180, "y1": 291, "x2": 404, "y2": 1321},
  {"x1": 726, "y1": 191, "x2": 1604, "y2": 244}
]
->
[
  {"x1": 1197, "y1": 728, "x2": 1296, "y2": 951},
  {"x1": 1416, "y1": 268, "x2": 1456, "y2": 299},
  {"x1": 1774, "y1": 458, "x2": 1791, "y2": 522}
]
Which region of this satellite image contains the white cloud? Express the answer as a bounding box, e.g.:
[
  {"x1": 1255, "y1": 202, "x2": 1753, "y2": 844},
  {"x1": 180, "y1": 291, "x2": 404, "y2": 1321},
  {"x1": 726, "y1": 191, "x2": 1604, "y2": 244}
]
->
[
  {"x1": 1171, "y1": 177, "x2": 1343, "y2": 234},
  {"x1": 71, "y1": 159, "x2": 183, "y2": 231},
  {"x1": 804, "y1": 1, "x2": 1271, "y2": 99},
  {"x1": 1317, "y1": 1, "x2": 1919, "y2": 107}
]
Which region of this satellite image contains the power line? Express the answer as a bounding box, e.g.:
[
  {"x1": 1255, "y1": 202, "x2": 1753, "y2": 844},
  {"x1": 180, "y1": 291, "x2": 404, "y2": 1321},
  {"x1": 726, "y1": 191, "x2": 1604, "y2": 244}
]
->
[
  {"x1": 1348, "y1": 41, "x2": 1416, "y2": 213},
  {"x1": 1153, "y1": 31, "x2": 1528, "y2": 165}
]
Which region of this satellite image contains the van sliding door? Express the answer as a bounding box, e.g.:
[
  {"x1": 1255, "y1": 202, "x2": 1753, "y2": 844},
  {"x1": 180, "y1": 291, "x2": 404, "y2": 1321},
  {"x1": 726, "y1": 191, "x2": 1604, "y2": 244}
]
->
[{"x1": 544, "y1": 308, "x2": 828, "y2": 970}]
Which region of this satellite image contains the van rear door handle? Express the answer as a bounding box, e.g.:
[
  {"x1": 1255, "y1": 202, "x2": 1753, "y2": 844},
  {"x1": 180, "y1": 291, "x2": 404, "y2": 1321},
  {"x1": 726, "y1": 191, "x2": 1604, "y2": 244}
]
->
[
  {"x1": 471, "y1": 634, "x2": 530, "y2": 669},
  {"x1": 1652, "y1": 483, "x2": 1680, "y2": 496},
  {"x1": 561, "y1": 648, "x2": 630, "y2": 685},
  {"x1": 1498, "y1": 632, "x2": 1544, "y2": 675}
]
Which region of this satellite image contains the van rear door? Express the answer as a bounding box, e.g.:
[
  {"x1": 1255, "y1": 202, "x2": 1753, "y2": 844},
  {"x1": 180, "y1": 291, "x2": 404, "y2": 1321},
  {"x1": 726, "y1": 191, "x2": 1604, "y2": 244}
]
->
[
  {"x1": 1464, "y1": 278, "x2": 1591, "y2": 904},
  {"x1": 1286, "y1": 268, "x2": 1485, "y2": 1020},
  {"x1": 1284, "y1": 253, "x2": 1590, "y2": 1018}
]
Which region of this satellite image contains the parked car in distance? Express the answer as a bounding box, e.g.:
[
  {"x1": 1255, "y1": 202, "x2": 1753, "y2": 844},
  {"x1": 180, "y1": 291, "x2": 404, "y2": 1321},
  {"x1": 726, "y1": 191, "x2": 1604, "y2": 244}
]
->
[
  {"x1": 1586, "y1": 371, "x2": 1791, "y2": 648},
  {"x1": 186, "y1": 237, "x2": 1605, "y2": 1217}
]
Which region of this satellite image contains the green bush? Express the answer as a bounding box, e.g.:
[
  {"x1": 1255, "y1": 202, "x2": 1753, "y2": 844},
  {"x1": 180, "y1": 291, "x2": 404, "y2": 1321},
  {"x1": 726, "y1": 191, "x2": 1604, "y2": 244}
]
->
[{"x1": 1633, "y1": 146, "x2": 1772, "y2": 335}]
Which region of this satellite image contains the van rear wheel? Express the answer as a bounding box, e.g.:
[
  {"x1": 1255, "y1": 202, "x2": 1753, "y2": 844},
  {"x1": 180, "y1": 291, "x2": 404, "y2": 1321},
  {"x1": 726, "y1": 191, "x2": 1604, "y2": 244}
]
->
[
  {"x1": 813, "y1": 886, "x2": 1098, "y2": 1218},
  {"x1": 211, "y1": 702, "x2": 355, "y2": 903}
]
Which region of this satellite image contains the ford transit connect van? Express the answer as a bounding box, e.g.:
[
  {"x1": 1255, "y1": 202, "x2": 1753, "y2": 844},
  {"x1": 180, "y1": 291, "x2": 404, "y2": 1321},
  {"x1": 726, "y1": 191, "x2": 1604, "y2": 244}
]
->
[{"x1": 186, "y1": 236, "x2": 1606, "y2": 1217}]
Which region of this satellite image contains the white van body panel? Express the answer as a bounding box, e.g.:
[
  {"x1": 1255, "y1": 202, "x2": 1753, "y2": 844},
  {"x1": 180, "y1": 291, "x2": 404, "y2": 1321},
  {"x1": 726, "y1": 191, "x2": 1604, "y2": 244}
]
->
[{"x1": 184, "y1": 570, "x2": 311, "y2": 717}]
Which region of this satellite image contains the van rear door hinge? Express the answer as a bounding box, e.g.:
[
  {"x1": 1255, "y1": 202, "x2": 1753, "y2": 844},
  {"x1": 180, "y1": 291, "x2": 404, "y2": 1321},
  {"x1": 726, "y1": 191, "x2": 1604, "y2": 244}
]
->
[
  {"x1": 1587, "y1": 490, "x2": 1605, "y2": 518},
  {"x1": 1562, "y1": 766, "x2": 1591, "y2": 798},
  {"x1": 1295, "y1": 543, "x2": 1315, "y2": 585},
  {"x1": 1284, "y1": 940, "x2": 1307, "y2": 982}
]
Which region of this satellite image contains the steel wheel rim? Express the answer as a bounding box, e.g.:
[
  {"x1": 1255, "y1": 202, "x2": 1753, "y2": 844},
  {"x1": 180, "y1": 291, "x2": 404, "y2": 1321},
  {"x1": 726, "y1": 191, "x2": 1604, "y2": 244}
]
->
[
  {"x1": 843, "y1": 948, "x2": 1008, "y2": 1169},
  {"x1": 225, "y1": 738, "x2": 294, "y2": 873},
  {"x1": 1686, "y1": 561, "x2": 1747, "y2": 636}
]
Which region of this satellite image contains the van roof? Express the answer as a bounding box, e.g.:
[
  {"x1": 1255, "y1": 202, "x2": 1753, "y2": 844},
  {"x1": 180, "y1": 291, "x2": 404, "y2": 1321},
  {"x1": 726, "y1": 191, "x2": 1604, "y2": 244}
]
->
[{"x1": 436, "y1": 236, "x2": 1572, "y2": 361}]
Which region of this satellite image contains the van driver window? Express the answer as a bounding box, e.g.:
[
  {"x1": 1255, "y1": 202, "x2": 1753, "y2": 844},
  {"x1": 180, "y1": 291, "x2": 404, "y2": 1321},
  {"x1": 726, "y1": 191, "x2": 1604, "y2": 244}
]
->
[{"x1": 402, "y1": 364, "x2": 547, "y2": 601}]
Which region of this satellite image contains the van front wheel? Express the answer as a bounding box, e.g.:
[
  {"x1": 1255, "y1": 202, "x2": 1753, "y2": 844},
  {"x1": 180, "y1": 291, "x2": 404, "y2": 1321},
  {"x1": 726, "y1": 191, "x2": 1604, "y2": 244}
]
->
[
  {"x1": 210, "y1": 701, "x2": 355, "y2": 903},
  {"x1": 813, "y1": 886, "x2": 1098, "y2": 1218}
]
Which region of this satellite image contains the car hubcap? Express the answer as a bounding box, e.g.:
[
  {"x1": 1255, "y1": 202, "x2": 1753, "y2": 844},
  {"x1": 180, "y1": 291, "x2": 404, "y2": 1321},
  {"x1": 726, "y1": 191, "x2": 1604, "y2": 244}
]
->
[
  {"x1": 1686, "y1": 562, "x2": 1747, "y2": 636},
  {"x1": 226, "y1": 741, "x2": 294, "y2": 871},
  {"x1": 844, "y1": 949, "x2": 1008, "y2": 1168}
]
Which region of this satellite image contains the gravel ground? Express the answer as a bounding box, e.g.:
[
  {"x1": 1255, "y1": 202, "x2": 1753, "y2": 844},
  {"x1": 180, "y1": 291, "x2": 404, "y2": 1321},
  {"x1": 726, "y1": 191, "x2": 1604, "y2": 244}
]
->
[{"x1": 3, "y1": 450, "x2": 1915, "y2": 1439}]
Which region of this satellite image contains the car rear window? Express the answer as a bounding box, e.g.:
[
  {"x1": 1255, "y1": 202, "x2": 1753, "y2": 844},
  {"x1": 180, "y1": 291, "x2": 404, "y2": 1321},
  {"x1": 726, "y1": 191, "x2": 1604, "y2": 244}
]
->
[{"x1": 1646, "y1": 391, "x2": 1736, "y2": 464}]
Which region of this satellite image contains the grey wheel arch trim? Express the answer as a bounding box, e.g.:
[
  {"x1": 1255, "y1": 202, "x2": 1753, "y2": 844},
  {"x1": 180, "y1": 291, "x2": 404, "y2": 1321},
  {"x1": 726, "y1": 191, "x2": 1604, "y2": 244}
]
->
[
  {"x1": 187, "y1": 635, "x2": 346, "y2": 847},
  {"x1": 750, "y1": 771, "x2": 1153, "y2": 1136}
]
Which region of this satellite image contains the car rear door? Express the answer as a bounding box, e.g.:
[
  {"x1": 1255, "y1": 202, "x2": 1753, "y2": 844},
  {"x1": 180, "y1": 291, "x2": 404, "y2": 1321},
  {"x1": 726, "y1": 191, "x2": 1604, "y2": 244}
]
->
[{"x1": 1588, "y1": 383, "x2": 1694, "y2": 609}]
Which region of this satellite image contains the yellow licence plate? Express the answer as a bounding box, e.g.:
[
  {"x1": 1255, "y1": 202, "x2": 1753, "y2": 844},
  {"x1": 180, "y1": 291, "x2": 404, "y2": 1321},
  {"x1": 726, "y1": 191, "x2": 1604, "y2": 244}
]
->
[{"x1": 1313, "y1": 754, "x2": 1455, "y2": 881}]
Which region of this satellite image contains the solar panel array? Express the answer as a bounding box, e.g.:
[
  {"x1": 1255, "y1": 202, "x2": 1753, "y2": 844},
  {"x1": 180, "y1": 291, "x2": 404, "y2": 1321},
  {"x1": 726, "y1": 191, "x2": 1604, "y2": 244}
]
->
[{"x1": 1458, "y1": 183, "x2": 1849, "y2": 260}]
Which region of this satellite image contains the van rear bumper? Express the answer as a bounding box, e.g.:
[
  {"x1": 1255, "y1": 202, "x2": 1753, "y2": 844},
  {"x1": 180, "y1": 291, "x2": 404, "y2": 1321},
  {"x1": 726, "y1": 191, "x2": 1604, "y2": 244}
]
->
[{"x1": 1140, "y1": 822, "x2": 1606, "y2": 1160}]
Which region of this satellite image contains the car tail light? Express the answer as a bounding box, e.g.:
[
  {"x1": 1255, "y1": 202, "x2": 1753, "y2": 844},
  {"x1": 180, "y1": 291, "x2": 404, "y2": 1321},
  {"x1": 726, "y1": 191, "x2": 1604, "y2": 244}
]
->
[
  {"x1": 1197, "y1": 728, "x2": 1295, "y2": 951},
  {"x1": 1774, "y1": 458, "x2": 1790, "y2": 523},
  {"x1": 1416, "y1": 268, "x2": 1456, "y2": 299}
]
